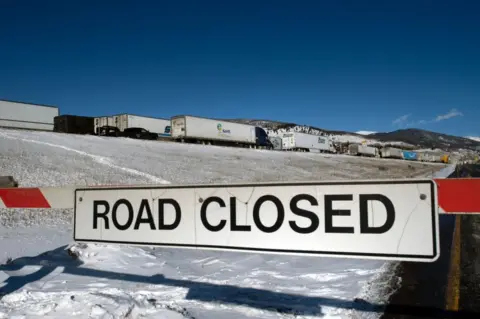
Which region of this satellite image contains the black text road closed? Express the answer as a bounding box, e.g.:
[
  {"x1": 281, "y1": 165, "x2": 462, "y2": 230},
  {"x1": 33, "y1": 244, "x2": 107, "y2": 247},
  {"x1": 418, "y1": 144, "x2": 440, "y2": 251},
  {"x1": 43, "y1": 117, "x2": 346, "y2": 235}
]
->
[{"x1": 73, "y1": 179, "x2": 440, "y2": 262}]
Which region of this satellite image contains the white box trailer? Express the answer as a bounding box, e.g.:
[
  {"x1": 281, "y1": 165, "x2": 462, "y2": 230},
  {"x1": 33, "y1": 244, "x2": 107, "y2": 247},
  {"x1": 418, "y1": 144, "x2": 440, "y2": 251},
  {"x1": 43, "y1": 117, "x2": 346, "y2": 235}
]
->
[
  {"x1": 113, "y1": 114, "x2": 170, "y2": 136},
  {"x1": 348, "y1": 144, "x2": 378, "y2": 157},
  {"x1": 0, "y1": 99, "x2": 58, "y2": 131},
  {"x1": 93, "y1": 116, "x2": 116, "y2": 134},
  {"x1": 171, "y1": 115, "x2": 257, "y2": 145},
  {"x1": 281, "y1": 132, "x2": 333, "y2": 152},
  {"x1": 418, "y1": 152, "x2": 442, "y2": 163},
  {"x1": 380, "y1": 147, "x2": 403, "y2": 159}
]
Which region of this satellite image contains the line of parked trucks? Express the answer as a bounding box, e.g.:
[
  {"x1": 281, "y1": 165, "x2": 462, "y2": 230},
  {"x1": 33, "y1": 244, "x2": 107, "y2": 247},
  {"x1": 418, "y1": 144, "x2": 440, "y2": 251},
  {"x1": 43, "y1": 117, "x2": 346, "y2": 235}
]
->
[
  {"x1": 52, "y1": 113, "x2": 450, "y2": 164},
  {"x1": 348, "y1": 143, "x2": 449, "y2": 163}
]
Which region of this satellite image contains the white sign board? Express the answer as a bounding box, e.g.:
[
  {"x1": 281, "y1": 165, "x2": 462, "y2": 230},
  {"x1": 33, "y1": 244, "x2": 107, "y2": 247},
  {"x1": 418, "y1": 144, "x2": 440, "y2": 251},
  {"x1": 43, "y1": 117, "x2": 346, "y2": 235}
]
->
[{"x1": 74, "y1": 179, "x2": 440, "y2": 262}]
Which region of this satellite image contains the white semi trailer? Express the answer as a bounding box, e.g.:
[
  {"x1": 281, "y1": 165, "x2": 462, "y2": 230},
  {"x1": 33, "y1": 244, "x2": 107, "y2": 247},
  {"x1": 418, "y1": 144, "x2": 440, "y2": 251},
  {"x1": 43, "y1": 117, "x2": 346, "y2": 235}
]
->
[
  {"x1": 94, "y1": 114, "x2": 171, "y2": 136},
  {"x1": 170, "y1": 115, "x2": 273, "y2": 149},
  {"x1": 281, "y1": 132, "x2": 335, "y2": 153},
  {"x1": 348, "y1": 144, "x2": 379, "y2": 157},
  {"x1": 380, "y1": 147, "x2": 403, "y2": 159},
  {"x1": 0, "y1": 99, "x2": 58, "y2": 131},
  {"x1": 113, "y1": 114, "x2": 170, "y2": 136},
  {"x1": 418, "y1": 152, "x2": 442, "y2": 163},
  {"x1": 93, "y1": 116, "x2": 116, "y2": 134}
]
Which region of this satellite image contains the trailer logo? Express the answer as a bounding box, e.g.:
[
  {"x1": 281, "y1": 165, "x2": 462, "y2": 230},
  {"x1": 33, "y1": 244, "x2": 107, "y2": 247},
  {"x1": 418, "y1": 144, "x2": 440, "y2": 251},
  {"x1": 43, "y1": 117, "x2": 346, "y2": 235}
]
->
[{"x1": 217, "y1": 123, "x2": 231, "y2": 134}]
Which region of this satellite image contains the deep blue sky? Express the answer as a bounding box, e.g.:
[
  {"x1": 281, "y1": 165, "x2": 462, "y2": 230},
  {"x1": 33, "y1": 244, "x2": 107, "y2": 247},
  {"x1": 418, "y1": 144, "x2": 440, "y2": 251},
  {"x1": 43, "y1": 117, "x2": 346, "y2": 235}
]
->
[{"x1": 1, "y1": 0, "x2": 479, "y2": 137}]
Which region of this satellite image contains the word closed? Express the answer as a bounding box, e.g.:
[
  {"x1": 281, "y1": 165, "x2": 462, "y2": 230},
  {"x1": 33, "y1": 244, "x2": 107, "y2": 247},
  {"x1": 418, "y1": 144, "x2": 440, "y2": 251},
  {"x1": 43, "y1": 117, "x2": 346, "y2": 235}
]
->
[{"x1": 74, "y1": 180, "x2": 439, "y2": 262}]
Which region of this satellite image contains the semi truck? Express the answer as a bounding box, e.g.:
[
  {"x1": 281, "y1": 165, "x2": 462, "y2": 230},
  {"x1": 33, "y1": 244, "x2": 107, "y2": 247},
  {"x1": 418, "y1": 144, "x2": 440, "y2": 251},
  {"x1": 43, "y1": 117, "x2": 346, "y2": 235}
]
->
[
  {"x1": 269, "y1": 136, "x2": 283, "y2": 150},
  {"x1": 281, "y1": 132, "x2": 335, "y2": 153},
  {"x1": 94, "y1": 116, "x2": 116, "y2": 134},
  {"x1": 402, "y1": 151, "x2": 418, "y2": 161},
  {"x1": 418, "y1": 152, "x2": 447, "y2": 163},
  {"x1": 113, "y1": 114, "x2": 170, "y2": 136},
  {"x1": 94, "y1": 114, "x2": 171, "y2": 137},
  {"x1": 54, "y1": 115, "x2": 94, "y2": 134},
  {"x1": 0, "y1": 99, "x2": 59, "y2": 131},
  {"x1": 380, "y1": 147, "x2": 403, "y2": 159},
  {"x1": 348, "y1": 144, "x2": 379, "y2": 157},
  {"x1": 170, "y1": 115, "x2": 273, "y2": 149}
]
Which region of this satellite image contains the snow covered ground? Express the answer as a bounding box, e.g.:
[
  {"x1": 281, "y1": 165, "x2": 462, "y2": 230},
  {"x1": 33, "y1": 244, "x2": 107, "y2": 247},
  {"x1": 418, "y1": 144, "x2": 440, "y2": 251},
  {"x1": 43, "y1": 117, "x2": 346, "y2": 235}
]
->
[{"x1": 0, "y1": 128, "x2": 452, "y2": 318}]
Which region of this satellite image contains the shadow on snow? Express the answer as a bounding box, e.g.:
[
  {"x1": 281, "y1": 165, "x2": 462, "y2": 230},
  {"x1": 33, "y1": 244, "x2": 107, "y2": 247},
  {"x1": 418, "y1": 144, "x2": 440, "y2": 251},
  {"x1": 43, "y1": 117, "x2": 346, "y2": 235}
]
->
[{"x1": 0, "y1": 244, "x2": 477, "y2": 318}]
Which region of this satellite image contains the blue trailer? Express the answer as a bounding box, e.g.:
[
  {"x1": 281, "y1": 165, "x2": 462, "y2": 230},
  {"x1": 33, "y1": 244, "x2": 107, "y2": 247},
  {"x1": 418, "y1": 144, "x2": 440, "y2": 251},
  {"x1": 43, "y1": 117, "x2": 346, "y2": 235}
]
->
[{"x1": 402, "y1": 151, "x2": 418, "y2": 161}]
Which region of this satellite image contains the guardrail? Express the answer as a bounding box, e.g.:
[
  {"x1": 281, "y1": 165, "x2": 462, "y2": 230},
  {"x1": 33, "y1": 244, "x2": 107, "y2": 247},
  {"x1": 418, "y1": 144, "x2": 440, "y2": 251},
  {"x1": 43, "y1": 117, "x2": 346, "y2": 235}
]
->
[{"x1": 1, "y1": 177, "x2": 479, "y2": 214}]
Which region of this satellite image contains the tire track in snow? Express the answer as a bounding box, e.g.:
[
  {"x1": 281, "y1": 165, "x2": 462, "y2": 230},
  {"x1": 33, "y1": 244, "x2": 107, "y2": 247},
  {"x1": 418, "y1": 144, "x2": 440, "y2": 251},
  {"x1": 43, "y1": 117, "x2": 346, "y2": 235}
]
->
[{"x1": 0, "y1": 132, "x2": 170, "y2": 184}]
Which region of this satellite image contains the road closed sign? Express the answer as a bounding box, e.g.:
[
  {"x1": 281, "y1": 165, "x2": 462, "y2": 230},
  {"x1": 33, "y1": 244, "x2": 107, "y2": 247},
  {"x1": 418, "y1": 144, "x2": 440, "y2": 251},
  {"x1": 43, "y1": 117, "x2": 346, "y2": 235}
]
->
[{"x1": 73, "y1": 179, "x2": 440, "y2": 262}]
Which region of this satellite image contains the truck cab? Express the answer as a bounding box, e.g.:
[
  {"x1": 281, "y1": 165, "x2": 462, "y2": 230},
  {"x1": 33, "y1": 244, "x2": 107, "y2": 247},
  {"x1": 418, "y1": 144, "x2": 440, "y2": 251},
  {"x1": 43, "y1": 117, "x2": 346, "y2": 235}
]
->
[{"x1": 255, "y1": 127, "x2": 273, "y2": 149}]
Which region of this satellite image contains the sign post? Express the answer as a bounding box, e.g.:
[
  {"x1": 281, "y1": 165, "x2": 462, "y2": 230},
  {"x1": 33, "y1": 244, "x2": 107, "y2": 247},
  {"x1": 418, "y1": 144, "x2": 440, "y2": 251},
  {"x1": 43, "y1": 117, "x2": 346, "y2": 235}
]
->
[{"x1": 74, "y1": 179, "x2": 440, "y2": 262}]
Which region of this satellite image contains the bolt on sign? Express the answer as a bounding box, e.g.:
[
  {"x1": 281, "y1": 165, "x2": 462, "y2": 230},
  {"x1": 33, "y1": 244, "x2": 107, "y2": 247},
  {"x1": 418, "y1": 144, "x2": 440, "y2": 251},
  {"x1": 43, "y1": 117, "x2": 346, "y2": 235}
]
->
[{"x1": 73, "y1": 179, "x2": 440, "y2": 262}]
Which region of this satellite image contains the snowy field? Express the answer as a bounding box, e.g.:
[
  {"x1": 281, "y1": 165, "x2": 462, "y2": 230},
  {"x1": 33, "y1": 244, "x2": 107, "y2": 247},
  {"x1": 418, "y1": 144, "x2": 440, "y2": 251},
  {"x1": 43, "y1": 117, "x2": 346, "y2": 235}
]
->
[{"x1": 0, "y1": 128, "x2": 453, "y2": 318}]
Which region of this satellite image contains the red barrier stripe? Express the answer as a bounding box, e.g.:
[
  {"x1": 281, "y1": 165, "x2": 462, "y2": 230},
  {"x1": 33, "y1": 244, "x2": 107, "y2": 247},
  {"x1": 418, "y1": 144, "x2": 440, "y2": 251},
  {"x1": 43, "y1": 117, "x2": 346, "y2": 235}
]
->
[
  {"x1": 435, "y1": 178, "x2": 480, "y2": 213},
  {"x1": 0, "y1": 179, "x2": 479, "y2": 212},
  {"x1": 0, "y1": 188, "x2": 51, "y2": 208}
]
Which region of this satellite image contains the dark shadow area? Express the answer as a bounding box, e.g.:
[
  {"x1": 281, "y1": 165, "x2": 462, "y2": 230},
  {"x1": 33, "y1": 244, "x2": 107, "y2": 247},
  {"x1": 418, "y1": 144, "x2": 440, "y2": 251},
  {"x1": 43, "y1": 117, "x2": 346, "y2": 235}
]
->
[
  {"x1": 459, "y1": 214, "x2": 480, "y2": 314},
  {"x1": 0, "y1": 243, "x2": 479, "y2": 318},
  {"x1": 0, "y1": 245, "x2": 81, "y2": 297},
  {"x1": 458, "y1": 164, "x2": 480, "y2": 314}
]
